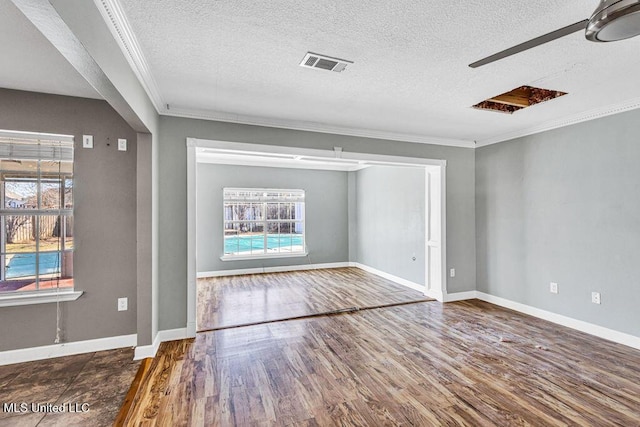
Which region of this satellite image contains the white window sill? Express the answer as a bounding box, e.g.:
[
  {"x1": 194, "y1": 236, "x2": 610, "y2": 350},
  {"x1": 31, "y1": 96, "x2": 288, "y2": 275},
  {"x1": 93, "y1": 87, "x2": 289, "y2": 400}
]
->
[
  {"x1": 0, "y1": 290, "x2": 83, "y2": 307},
  {"x1": 220, "y1": 252, "x2": 309, "y2": 262}
]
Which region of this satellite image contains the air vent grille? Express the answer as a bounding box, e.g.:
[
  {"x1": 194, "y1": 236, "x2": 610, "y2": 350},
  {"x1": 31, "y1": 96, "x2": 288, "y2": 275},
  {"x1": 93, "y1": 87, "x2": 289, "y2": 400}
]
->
[
  {"x1": 300, "y1": 52, "x2": 353, "y2": 73},
  {"x1": 304, "y1": 56, "x2": 318, "y2": 67}
]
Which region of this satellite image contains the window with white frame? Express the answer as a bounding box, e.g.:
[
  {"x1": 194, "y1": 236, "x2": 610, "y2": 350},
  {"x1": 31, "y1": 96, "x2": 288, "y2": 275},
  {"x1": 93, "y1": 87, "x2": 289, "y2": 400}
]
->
[
  {"x1": 223, "y1": 188, "x2": 305, "y2": 258},
  {"x1": 0, "y1": 135, "x2": 74, "y2": 294}
]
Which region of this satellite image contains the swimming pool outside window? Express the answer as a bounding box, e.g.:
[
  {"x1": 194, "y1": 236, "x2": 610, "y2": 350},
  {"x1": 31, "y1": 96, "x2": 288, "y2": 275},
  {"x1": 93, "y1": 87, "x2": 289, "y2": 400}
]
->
[
  {"x1": 222, "y1": 188, "x2": 306, "y2": 259},
  {"x1": 0, "y1": 136, "x2": 74, "y2": 294}
]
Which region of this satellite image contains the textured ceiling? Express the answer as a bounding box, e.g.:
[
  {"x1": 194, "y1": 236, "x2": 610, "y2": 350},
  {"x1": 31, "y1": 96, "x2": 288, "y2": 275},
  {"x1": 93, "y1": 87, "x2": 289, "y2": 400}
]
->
[
  {"x1": 0, "y1": 1, "x2": 100, "y2": 100},
  {"x1": 119, "y1": 1, "x2": 640, "y2": 144}
]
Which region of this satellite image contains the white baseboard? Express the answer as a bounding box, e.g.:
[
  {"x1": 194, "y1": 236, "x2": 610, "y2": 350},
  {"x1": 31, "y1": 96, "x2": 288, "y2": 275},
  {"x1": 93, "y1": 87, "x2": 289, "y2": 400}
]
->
[
  {"x1": 444, "y1": 291, "x2": 477, "y2": 302},
  {"x1": 352, "y1": 262, "x2": 430, "y2": 296},
  {"x1": 197, "y1": 262, "x2": 351, "y2": 278},
  {"x1": 0, "y1": 334, "x2": 137, "y2": 366},
  {"x1": 476, "y1": 292, "x2": 640, "y2": 351},
  {"x1": 134, "y1": 327, "x2": 189, "y2": 360}
]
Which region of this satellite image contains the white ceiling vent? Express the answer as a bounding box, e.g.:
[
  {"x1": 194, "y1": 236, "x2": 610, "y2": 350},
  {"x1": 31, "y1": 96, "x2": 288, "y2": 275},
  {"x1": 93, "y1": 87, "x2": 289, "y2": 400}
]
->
[{"x1": 300, "y1": 52, "x2": 353, "y2": 73}]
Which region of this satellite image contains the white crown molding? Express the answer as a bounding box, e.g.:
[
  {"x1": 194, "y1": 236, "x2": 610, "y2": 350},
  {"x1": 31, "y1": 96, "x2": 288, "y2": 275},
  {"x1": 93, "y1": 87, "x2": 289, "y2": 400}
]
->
[
  {"x1": 94, "y1": 0, "x2": 164, "y2": 113},
  {"x1": 93, "y1": 0, "x2": 640, "y2": 150},
  {"x1": 87, "y1": 2, "x2": 474, "y2": 150},
  {"x1": 476, "y1": 96, "x2": 640, "y2": 147},
  {"x1": 166, "y1": 106, "x2": 476, "y2": 148}
]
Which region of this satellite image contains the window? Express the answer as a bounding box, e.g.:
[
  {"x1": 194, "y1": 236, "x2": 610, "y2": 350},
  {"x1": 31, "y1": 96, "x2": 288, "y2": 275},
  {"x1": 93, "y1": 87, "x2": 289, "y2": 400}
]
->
[
  {"x1": 0, "y1": 135, "x2": 74, "y2": 295},
  {"x1": 223, "y1": 188, "x2": 306, "y2": 259}
]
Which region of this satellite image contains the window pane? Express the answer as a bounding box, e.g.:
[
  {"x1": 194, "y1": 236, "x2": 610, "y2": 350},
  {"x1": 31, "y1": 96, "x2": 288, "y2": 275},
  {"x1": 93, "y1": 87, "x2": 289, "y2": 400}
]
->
[
  {"x1": 38, "y1": 251, "x2": 62, "y2": 276},
  {"x1": 223, "y1": 188, "x2": 304, "y2": 258},
  {"x1": 4, "y1": 215, "x2": 36, "y2": 253},
  {"x1": 1, "y1": 138, "x2": 73, "y2": 294},
  {"x1": 64, "y1": 178, "x2": 73, "y2": 208},
  {"x1": 266, "y1": 203, "x2": 278, "y2": 220},
  {"x1": 64, "y1": 216, "x2": 74, "y2": 250},
  {"x1": 279, "y1": 203, "x2": 292, "y2": 220},
  {"x1": 4, "y1": 177, "x2": 37, "y2": 210},
  {"x1": 293, "y1": 202, "x2": 303, "y2": 220},
  {"x1": 267, "y1": 232, "x2": 280, "y2": 253},
  {"x1": 4, "y1": 252, "x2": 37, "y2": 280},
  {"x1": 40, "y1": 160, "x2": 72, "y2": 175},
  {"x1": 266, "y1": 221, "x2": 279, "y2": 234},
  {"x1": 40, "y1": 179, "x2": 62, "y2": 210},
  {"x1": 38, "y1": 215, "x2": 63, "y2": 252}
]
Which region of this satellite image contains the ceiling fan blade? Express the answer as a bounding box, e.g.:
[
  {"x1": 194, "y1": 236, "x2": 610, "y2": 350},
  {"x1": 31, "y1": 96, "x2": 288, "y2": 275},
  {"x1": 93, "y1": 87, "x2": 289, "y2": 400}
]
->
[{"x1": 469, "y1": 19, "x2": 589, "y2": 68}]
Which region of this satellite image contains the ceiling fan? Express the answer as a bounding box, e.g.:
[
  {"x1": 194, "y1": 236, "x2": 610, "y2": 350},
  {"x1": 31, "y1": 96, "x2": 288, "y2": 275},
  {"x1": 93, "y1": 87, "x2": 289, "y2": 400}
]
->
[{"x1": 469, "y1": 0, "x2": 640, "y2": 68}]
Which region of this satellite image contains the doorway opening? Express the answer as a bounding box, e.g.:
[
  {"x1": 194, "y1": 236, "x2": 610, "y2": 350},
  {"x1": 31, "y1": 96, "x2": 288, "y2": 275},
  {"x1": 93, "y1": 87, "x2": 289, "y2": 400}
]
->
[{"x1": 186, "y1": 139, "x2": 447, "y2": 335}]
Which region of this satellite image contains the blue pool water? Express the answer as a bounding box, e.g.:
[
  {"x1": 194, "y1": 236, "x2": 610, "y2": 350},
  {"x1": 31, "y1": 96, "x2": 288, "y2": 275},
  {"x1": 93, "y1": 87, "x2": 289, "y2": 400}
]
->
[
  {"x1": 225, "y1": 234, "x2": 303, "y2": 254},
  {"x1": 6, "y1": 252, "x2": 61, "y2": 279}
]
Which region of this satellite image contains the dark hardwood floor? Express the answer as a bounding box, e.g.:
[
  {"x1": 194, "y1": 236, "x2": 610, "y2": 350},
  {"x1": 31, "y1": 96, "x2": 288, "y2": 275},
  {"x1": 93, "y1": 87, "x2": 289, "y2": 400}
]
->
[
  {"x1": 0, "y1": 347, "x2": 139, "y2": 426},
  {"x1": 197, "y1": 267, "x2": 429, "y2": 331},
  {"x1": 127, "y1": 300, "x2": 640, "y2": 426}
]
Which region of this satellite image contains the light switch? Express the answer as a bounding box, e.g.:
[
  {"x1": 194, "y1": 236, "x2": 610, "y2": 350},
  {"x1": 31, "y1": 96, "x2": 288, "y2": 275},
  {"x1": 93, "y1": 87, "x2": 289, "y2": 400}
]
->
[
  {"x1": 82, "y1": 135, "x2": 93, "y2": 148},
  {"x1": 118, "y1": 138, "x2": 127, "y2": 151}
]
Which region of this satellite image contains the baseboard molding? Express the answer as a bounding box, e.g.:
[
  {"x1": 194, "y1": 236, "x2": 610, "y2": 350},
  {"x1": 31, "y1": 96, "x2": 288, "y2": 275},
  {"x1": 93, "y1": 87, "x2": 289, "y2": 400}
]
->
[
  {"x1": 197, "y1": 262, "x2": 351, "y2": 278},
  {"x1": 134, "y1": 327, "x2": 189, "y2": 360},
  {"x1": 444, "y1": 291, "x2": 477, "y2": 302},
  {"x1": 476, "y1": 292, "x2": 640, "y2": 350},
  {"x1": 0, "y1": 334, "x2": 137, "y2": 366},
  {"x1": 352, "y1": 262, "x2": 430, "y2": 296}
]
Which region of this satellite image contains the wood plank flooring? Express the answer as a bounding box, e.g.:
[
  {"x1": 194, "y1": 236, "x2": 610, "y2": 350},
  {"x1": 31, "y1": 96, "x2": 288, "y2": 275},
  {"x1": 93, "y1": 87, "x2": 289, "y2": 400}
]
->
[
  {"x1": 197, "y1": 267, "x2": 428, "y2": 331},
  {"x1": 126, "y1": 300, "x2": 640, "y2": 426},
  {"x1": 0, "y1": 347, "x2": 139, "y2": 426}
]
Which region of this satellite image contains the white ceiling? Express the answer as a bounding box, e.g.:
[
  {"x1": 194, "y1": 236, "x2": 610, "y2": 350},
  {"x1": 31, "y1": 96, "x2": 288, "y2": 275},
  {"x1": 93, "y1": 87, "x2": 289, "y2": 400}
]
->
[
  {"x1": 0, "y1": 1, "x2": 100, "y2": 100},
  {"x1": 113, "y1": 0, "x2": 640, "y2": 146}
]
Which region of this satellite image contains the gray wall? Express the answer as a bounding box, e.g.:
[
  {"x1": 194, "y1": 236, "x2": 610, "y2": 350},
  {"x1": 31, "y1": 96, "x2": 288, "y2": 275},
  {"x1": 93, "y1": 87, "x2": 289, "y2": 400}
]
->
[
  {"x1": 0, "y1": 89, "x2": 138, "y2": 351},
  {"x1": 476, "y1": 108, "x2": 640, "y2": 337},
  {"x1": 136, "y1": 133, "x2": 153, "y2": 346},
  {"x1": 355, "y1": 166, "x2": 426, "y2": 285},
  {"x1": 52, "y1": 0, "x2": 161, "y2": 346},
  {"x1": 196, "y1": 164, "x2": 348, "y2": 272},
  {"x1": 158, "y1": 115, "x2": 476, "y2": 330}
]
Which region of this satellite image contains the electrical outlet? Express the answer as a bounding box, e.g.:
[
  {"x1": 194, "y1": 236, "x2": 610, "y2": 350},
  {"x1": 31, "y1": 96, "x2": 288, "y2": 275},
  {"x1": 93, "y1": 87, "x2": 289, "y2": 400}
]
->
[
  {"x1": 82, "y1": 135, "x2": 93, "y2": 148},
  {"x1": 450, "y1": 268, "x2": 456, "y2": 278},
  {"x1": 591, "y1": 292, "x2": 601, "y2": 305},
  {"x1": 118, "y1": 297, "x2": 128, "y2": 311},
  {"x1": 118, "y1": 138, "x2": 127, "y2": 151},
  {"x1": 550, "y1": 282, "x2": 558, "y2": 294}
]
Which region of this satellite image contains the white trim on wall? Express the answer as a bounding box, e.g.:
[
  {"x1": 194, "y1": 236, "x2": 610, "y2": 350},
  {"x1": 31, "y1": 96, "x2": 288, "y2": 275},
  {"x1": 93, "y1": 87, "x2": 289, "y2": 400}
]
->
[
  {"x1": 443, "y1": 291, "x2": 477, "y2": 302},
  {"x1": 353, "y1": 262, "x2": 431, "y2": 297},
  {"x1": 0, "y1": 290, "x2": 83, "y2": 307},
  {"x1": 172, "y1": 108, "x2": 475, "y2": 148},
  {"x1": 197, "y1": 262, "x2": 351, "y2": 278},
  {"x1": 436, "y1": 290, "x2": 640, "y2": 351},
  {"x1": 93, "y1": 0, "x2": 164, "y2": 113},
  {"x1": 186, "y1": 143, "x2": 197, "y2": 339},
  {"x1": 476, "y1": 292, "x2": 640, "y2": 350},
  {"x1": 133, "y1": 328, "x2": 189, "y2": 360},
  {"x1": 0, "y1": 334, "x2": 137, "y2": 366},
  {"x1": 475, "y1": 97, "x2": 640, "y2": 147}
]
